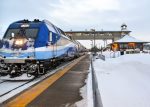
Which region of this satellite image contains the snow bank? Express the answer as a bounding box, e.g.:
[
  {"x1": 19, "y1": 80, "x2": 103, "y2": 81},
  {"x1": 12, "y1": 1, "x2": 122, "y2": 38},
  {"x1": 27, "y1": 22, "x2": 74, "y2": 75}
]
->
[
  {"x1": 94, "y1": 53, "x2": 150, "y2": 107},
  {"x1": 101, "y1": 51, "x2": 120, "y2": 58},
  {"x1": 75, "y1": 67, "x2": 93, "y2": 107}
]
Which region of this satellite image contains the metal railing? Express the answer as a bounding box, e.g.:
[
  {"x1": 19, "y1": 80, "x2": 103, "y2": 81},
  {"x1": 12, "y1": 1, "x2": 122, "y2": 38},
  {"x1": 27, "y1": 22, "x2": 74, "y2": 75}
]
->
[
  {"x1": 98, "y1": 54, "x2": 105, "y2": 61},
  {"x1": 91, "y1": 55, "x2": 103, "y2": 107}
]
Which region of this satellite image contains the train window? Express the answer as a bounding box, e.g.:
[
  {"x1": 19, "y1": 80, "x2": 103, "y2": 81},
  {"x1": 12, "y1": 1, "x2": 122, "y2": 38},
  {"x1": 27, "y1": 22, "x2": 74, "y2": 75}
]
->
[
  {"x1": 49, "y1": 32, "x2": 53, "y2": 42},
  {"x1": 4, "y1": 28, "x2": 38, "y2": 39},
  {"x1": 46, "y1": 23, "x2": 57, "y2": 33},
  {"x1": 25, "y1": 29, "x2": 38, "y2": 39}
]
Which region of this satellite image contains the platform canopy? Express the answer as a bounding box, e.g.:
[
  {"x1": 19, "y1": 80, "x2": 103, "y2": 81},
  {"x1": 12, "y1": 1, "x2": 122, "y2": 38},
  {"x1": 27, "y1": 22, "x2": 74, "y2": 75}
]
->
[
  {"x1": 114, "y1": 35, "x2": 147, "y2": 43},
  {"x1": 65, "y1": 31, "x2": 131, "y2": 41}
]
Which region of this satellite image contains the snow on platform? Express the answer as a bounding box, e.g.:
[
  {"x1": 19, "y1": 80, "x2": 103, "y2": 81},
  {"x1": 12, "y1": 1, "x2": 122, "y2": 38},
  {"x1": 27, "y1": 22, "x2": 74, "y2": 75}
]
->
[
  {"x1": 0, "y1": 74, "x2": 35, "y2": 81},
  {"x1": 94, "y1": 53, "x2": 150, "y2": 107},
  {"x1": 0, "y1": 81, "x2": 27, "y2": 96}
]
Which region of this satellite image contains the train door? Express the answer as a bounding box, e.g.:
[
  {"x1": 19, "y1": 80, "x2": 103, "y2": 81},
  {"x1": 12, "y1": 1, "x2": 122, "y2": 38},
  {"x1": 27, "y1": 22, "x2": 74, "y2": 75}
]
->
[
  {"x1": 53, "y1": 34, "x2": 57, "y2": 58},
  {"x1": 49, "y1": 32, "x2": 57, "y2": 57}
]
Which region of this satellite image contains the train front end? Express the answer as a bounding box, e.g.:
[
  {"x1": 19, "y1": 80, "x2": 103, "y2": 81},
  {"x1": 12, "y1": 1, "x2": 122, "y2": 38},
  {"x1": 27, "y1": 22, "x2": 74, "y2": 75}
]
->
[{"x1": 0, "y1": 20, "x2": 41, "y2": 77}]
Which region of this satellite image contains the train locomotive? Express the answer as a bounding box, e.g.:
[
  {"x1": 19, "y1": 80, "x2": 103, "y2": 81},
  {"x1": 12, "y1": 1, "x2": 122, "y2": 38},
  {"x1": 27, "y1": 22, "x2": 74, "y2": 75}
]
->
[{"x1": 0, "y1": 19, "x2": 85, "y2": 77}]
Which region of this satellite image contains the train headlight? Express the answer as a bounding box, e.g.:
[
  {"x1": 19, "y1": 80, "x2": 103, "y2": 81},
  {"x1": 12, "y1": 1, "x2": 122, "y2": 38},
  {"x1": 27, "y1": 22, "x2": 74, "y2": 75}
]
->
[{"x1": 15, "y1": 39, "x2": 24, "y2": 46}]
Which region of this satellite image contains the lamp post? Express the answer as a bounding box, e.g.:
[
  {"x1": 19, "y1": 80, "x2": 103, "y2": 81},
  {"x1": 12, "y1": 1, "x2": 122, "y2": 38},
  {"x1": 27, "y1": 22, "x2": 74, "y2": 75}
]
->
[
  {"x1": 94, "y1": 31, "x2": 95, "y2": 54},
  {"x1": 90, "y1": 40, "x2": 93, "y2": 52},
  {"x1": 91, "y1": 29, "x2": 96, "y2": 55}
]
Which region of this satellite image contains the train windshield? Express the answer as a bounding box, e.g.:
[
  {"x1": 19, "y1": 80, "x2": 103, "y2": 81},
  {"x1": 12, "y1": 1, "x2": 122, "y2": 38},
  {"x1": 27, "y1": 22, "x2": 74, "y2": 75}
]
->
[{"x1": 4, "y1": 28, "x2": 38, "y2": 39}]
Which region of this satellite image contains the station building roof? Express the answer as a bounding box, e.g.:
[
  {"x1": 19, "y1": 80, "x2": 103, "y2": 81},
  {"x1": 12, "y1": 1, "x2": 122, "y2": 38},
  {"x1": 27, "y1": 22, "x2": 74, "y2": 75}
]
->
[{"x1": 114, "y1": 35, "x2": 148, "y2": 43}]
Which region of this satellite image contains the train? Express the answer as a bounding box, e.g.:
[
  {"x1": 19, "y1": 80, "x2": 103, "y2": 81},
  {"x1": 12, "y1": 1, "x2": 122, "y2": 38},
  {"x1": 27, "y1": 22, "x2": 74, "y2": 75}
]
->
[{"x1": 0, "y1": 19, "x2": 86, "y2": 78}]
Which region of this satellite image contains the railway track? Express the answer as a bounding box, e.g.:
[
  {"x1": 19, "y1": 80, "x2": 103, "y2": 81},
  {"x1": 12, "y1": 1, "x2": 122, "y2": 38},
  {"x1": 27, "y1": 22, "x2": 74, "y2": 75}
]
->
[
  {"x1": 0, "y1": 80, "x2": 33, "y2": 97},
  {"x1": 0, "y1": 61, "x2": 66, "y2": 97},
  {"x1": 0, "y1": 56, "x2": 84, "y2": 103},
  {"x1": 0, "y1": 80, "x2": 6, "y2": 84}
]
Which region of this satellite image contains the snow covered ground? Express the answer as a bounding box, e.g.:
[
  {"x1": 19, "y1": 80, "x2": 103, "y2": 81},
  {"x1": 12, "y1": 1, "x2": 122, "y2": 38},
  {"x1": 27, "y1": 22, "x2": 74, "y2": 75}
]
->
[
  {"x1": 102, "y1": 50, "x2": 120, "y2": 58},
  {"x1": 76, "y1": 66, "x2": 93, "y2": 107},
  {"x1": 94, "y1": 53, "x2": 150, "y2": 107},
  {"x1": 0, "y1": 81, "x2": 27, "y2": 96}
]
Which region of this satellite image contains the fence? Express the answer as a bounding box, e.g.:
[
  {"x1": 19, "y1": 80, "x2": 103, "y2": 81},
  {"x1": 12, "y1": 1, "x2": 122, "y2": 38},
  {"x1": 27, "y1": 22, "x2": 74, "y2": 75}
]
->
[
  {"x1": 98, "y1": 54, "x2": 105, "y2": 61},
  {"x1": 91, "y1": 55, "x2": 103, "y2": 107}
]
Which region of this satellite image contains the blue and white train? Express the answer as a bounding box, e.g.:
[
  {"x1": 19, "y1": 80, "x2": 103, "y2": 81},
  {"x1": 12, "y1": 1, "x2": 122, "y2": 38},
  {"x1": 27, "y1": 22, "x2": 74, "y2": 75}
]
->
[{"x1": 0, "y1": 19, "x2": 85, "y2": 77}]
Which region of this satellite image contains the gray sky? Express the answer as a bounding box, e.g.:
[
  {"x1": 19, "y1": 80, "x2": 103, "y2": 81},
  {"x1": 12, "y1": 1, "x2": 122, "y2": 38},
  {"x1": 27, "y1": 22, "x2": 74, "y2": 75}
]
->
[{"x1": 0, "y1": 0, "x2": 150, "y2": 48}]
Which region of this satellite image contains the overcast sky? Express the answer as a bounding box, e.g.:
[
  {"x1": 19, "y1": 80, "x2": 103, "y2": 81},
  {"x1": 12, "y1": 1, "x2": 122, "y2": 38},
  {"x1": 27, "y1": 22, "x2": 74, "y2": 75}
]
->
[{"x1": 0, "y1": 0, "x2": 150, "y2": 48}]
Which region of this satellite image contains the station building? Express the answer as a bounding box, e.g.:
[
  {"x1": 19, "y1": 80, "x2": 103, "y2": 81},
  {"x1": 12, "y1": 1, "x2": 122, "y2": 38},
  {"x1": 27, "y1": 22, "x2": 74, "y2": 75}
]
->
[{"x1": 111, "y1": 35, "x2": 148, "y2": 52}]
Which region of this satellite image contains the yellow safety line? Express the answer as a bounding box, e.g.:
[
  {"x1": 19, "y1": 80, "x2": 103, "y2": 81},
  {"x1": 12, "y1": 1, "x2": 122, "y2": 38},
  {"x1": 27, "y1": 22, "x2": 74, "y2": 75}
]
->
[{"x1": 5, "y1": 55, "x2": 85, "y2": 107}]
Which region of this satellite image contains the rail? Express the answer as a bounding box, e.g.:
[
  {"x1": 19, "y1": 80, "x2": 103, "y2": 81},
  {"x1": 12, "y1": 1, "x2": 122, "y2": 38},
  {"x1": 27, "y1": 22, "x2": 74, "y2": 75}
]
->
[
  {"x1": 91, "y1": 54, "x2": 103, "y2": 107},
  {"x1": 98, "y1": 54, "x2": 105, "y2": 61}
]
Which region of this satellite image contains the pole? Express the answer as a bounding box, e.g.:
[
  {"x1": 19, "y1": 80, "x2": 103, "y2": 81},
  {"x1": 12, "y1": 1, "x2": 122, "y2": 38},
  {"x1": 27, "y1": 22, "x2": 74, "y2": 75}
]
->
[
  {"x1": 94, "y1": 31, "x2": 96, "y2": 55},
  {"x1": 90, "y1": 29, "x2": 96, "y2": 54},
  {"x1": 91, "y1": 40, "x2": 93, "y2": 52},
  {"x1": 103, "y1": 40, "x2": 105, "y2": 48}
]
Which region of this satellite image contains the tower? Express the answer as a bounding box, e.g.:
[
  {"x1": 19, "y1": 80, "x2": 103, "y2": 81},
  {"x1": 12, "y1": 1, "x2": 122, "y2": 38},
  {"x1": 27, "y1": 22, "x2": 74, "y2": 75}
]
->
[
  {"x1": 121, "y1": 23, "x2": 128, "y2": 37},
  {"x1": 121, "y1": 23, "x2": 127, "y2": 31}
]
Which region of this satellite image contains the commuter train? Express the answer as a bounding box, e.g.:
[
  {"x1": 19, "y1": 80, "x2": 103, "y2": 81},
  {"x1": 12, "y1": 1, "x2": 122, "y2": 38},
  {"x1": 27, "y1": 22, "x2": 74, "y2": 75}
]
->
[{"x1": 0, "y1": 19, "x2": 85, "y2": 77}]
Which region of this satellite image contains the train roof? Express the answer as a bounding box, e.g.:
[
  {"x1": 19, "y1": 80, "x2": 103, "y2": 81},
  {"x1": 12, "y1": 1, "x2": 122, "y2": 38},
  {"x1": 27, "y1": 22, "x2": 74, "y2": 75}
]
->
[
  {"x1": 8, "y1": 19, "x2": 43, "y2": 29},
  {"x1": 7, "y1": 19, "x2": 71, "y2": 40}
]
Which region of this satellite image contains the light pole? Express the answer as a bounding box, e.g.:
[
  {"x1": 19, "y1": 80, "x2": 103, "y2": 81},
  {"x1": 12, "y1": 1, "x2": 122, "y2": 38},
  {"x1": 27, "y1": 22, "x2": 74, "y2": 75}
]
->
[
  {"x1": 90, "y1": 40, "x2": 93, "y2": 52},
  {"x1": 91, "y1": 29, "x2": 96, "y2": 55}
]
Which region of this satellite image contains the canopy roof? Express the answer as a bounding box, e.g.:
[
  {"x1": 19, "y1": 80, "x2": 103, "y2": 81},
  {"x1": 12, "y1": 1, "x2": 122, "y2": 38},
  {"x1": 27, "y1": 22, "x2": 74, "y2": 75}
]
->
[{"x1": 114, "y1": 35, "x2": 147, "y2": 43}]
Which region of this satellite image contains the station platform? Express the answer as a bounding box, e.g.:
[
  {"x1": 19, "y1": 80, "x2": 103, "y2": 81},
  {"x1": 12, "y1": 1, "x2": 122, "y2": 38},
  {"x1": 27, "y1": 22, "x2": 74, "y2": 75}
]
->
[{"x1": 3, "y1": 55, "x2": 90, "y2": 107}]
